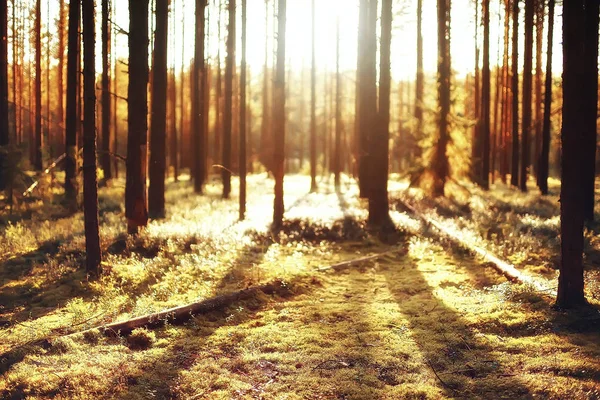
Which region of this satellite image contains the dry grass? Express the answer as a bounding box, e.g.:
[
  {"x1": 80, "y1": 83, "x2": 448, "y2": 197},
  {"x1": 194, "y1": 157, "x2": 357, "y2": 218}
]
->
[{"x1": 1, "y1": 174, "x2": 600, "y2": 399}]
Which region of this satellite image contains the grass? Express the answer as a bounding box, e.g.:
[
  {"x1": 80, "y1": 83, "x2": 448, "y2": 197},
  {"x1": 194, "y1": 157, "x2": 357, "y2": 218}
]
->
[{"x1": 1, "y1": 174, "x2": 600, "y2": 399}]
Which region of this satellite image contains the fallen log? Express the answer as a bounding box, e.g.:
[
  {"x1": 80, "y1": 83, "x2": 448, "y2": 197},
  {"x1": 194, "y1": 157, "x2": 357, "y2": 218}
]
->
[
  {"x1": 68, "y1": 280, "x2": 288, "y2": 338},
  {"x1": 316, "y1": 250, "x2": 400, "y2": 272}
]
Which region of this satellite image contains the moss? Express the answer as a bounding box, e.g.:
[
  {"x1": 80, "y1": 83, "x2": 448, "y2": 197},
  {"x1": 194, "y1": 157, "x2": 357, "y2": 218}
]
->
[{"x1": 126, "y1": 329, "x2": 156, "y2": 351}]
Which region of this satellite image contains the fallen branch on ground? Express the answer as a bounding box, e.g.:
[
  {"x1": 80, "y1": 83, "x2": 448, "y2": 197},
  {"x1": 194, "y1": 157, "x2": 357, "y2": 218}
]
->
[{"x1": 316, "y1": 250, "x2": 400, "y2": 272}]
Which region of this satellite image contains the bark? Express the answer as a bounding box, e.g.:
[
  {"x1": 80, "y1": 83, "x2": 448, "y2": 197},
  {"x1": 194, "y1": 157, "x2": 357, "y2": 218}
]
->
[
  {"x1": 239, "y1": 0, "x2": 247, "y2": 220},
  {"x1": 510, "y1": 0, "x2": 519, "y2": 187},
  {"x1": 64, "y1": 0, "x2": 80, "y2": 203},
  {"x1": 334, "y1": 19, "x2": 342, "y2": 189},
  {"x1": 520, "y1": 0, "x2": 534, "y2": 192},
  {"x1": 481, "y1": 0, "x2": 491, "y2": 189},
  {"x1": 533, "y1": 0, "x2": 544, "y2": 179},
  {"x1": 310, "y1": 0, "x2": 317, "y2": 192},
  {"x1": 125, "y1": 0, "x2": 150, "y2": 234},
  {"x1": 101, "y1": 0, "x2": 112, "y2": 181},
  {"x1": 193, "y1": 0, "x2": 206, "y2": 193},
  {"x1": 472, "y1": 0, "x2": 482, "y2": 184},
  {"x1": 357, "y1": 0, "x2": 372, "y2": 198},
  {"x1": 272, "y1": 0, "x2": 286, "y2": 229},
  {"x1": 583, "y1": 0, "x2": 599, "y2": 221},
  {"x1": 82, "y1": 0, "x2": 102, "y2": 277},
  {"x1": 537, "y1": 0, "x2": 553, "y2": 195},
  {"x1": 148, "y1": 0, "x2": 168, "y2": 219},
  {"x1": 58, "y1": 0, "x2": 65, "y2": 140},
  {"x1": 433, "y1": 0, "x2": 451, "y2": 197},
  {"x1": 557, "y1": 0, "x2": 587, "y2": 308},
  {"x1": 414, "y1": 0, "x2": 424, "y2": 161},
  {"x1": 222, "y1": 0, "x2": 235, "y2": 198},
  {"x1": 368, "y1": 0, "x2": 392, "y2": 228},
  {"x1": 0, "y1": 0, "x2": 7, "y2": 191},
  {"x1": 34, "y1": 0, "x2": 42, "y2": 171}
]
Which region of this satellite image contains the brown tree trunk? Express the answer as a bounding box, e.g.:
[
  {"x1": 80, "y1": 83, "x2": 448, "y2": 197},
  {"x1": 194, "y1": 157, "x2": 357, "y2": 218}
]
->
[
  {"x1": 34, "y1": 0, "x2": 42, "y2": 171},
  {"x1": 148, "y1": 0, "x2": 168, "y2": 218},
  {"x1": 125, "y1": 0, "x2": 150, "y2": 234},
  {"x1": 533, "y1": 0, "x2": 544, "y2": 179},
  {"x1": 64, "y1": 0, "x2": 80, "y2": 203},
  {"x1": 481, "y1": 0, "x2": 491, "y2": 189},
  {"x1": 57, "y1": 0, "x2": 65, "y2": 145},
  {"x1": 557, "y1": 0, "x2": 587, "y2": 308},
  {"x1": 510, "y1": 0, "x2": 519, "y2": 187},
  {"x1": 414, "y1": 0, "x2": 423, "y2": 161},
  {"x1": 82, "y1": 0, "x2": 102, "y2": 277},
  {"x1": 169, "y1": 1, "x2": 178, "y2": 182},
  {"x1": 310, "y1": 0, "x2": 317, "y2": 192},
  {"x1": 192, "y1": 0, "x2": 206, "y2": 194},
  {"x1": 334, "y1": 18, "x2": 342, "y2": 189},
  {"x1": 222, "y1": 0, "x2": 235, "y2": 198},
  {"x1": 101, "y1": 0, "x2": 112, "y2": 181},
  {"x1": 272, "y1": 0, "x2": 286, "y2": 229},
  {"x1": 472, "y1": 0, "x2": 482, "y2": 184},
  {"x1": 537, "y1": 0, "x2": 553, "y2": 195},
  {"x1": 0, "y1": 0, "x2": 8, "y2": 191},
  {"x1": 432, "y1": 0, "x2": 451, "y2": 197},
  {"x1": 368, "y1": 0, "x2": 392, "y2": 228},
  {"x1": 239, "y1": 0, "x2": 247, "y2": 220},
  {"x1": 520, "y1": 0, "x2": 534, "y2": 192}
]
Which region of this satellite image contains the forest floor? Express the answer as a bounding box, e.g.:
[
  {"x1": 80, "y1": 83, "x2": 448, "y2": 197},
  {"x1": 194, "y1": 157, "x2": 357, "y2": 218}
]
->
[{"x1": 0, "y1": 174, "x2": 600, "y2": 399}]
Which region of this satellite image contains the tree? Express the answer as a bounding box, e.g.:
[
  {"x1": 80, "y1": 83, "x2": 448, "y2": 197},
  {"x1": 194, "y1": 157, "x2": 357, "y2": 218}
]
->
[
  {"x1": 58, "y1": 0, "x2": 66, "y2": 139},
  {"x1": 0, "y1": 0, "x2": 8, "y2": 191},
  {"x1": 533, "y1": 0, "x2": 544, "y2": 179},
  {"x1": 34, "y1": 0, "x2": 42, "y2": 171},
  {"x1": 557, "y1": 0, "x2": 588, "y2": 308},
  {"x1": 368, "y1": 0, "x2": 392, "y2": 228},
  {"x1": 223, "y1": 0, "x2": 236, "y2": 199},
  {"x1": 432, "y1": 0, "x2": 451, "y2": 197},
  {"x1": 471, "y1": 0, "x2": 482, "y2": 184},
  {"x1": 272, "y1": 0, "x2": 286, "y2": 229},
  {"x1": 583, "y1": 0, "x2": 599, "y2": 221},
  {"x1": 537, "y1": 0, "x2": 553, "y2": 195},
  {"x1": 510, "y1": 0, "x2": 519, "y2": 187},
  {"x1": 149, "y1": 0, "x2": 168, "y2": 218},
  {"x1": 334, "y1": 18, "x2": 342, "y2": 189},
  {"x1": 65, "y1": 0, "x2": 80, "y2": 204},
  {"x1": 414, "y1": 0, "x2": 423, "y2": 161},
  {"x1": 310, "y1": 0, "x2": 317, "y2": 192},
  {"x1": 239, "y1": 0, "x2": 247, "y2": 220},
  {"x1": 520, "y1": 0, "x2": 533, "y2": 192},
  {"x1": 481, "y1": 0, "x2": 491, "y2": 189},
  {"x1": 192, "y1": 0, "x2": 206, "y2": 194},
  {"x1": 101, "y1": 0, "x2": 111, "y2": 181},
  {"x1": 126, "y1": 0, "x2": 150, "y2": 234},
  {"x1": 82, "y1": 0, "x2": 101, "y2": 277}
]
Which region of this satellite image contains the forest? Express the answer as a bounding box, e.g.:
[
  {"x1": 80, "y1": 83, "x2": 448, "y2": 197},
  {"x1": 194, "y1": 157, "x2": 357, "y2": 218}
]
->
[{"x1": 0, "y1": 0, "x2": 599, "y2": 398}]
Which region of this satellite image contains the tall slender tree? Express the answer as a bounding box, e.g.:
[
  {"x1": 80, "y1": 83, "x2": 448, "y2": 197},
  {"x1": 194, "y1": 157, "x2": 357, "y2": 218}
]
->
[
  {"x1": 537, "y1": 0, "x2": 553, "y2": 195},
  {"x1": 510, "y1": 0, "x2": 520, "y2": 187},
  {"x1": 272, "y1": 0, "x2": 286, "y2": 229},
  {"x1": 82, "y1": 0, "x2": 101, "y2": 276},
  {"x1": 432, "y1": 0, "x2": 451, "y2": 196},
  {"x1": 34, "y1": 0, "x2": 42, "y2": 171},
  {"x1": 65, "y1": 0, "x2": 80, "y2": 203},
  {"x1": 533, "y1": 0, "x2": 544, "y2": 179},
  {"x1": 481, "y1": 0, "x2": 491, "y2": 189},
  {"x1": 310, "y1": 0, "x2": 317, "y2": 192},
  {"x1": 0, "y1": 0, "x2": 7, "y2": 191},
  {"x1": 101, "y1": 0, "x2": 111, "y2": 181},
  {"x1": 149, "y1": 0, "x2": 168, "y2": 218},
  {"x1": 557, "y1": 0, "x2": 588, "y2": 308},
  {"x1": 414, "y1": 0, "x2": 423, "y2": 161},
  {"x1": 520, "y1": 0, "x2": 534, "y2": 192},
  {"x1": 57, "y1": 0, "x2": 65, "y2": 139},
  {"x1": 239, "y1": 0, "x2": 247, "y2": 220},
  {"x1": 126, "y1": 0, "x2": 150, "y2": 234},
  {"x1": 334, "y1": 18, "x2": 342, "y2": 189},
  {"x1": 192, "y1": 0, "x2": 206, "y2": 193},
  {"x1": 223, "y1": 0, "x2": 235, "y2": 198},
  {"x1": 472, "y1": 0, "x2": 482, "y2": 183}
]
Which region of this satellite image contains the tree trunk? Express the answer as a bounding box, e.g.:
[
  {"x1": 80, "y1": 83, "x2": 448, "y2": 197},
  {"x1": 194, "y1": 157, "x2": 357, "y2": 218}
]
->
[
  {"x1": 222, "y1": 0, "x2": 235, "y2": 198},
  {"x1": 192, "y1": 0, "x2": 206, "y2": 194},
  {"x1": 533, "y1": 0, "x2": 544, "y2": 179},
  {"x1": 148, "y1": 0, "x2": 168, "y2": 219},
  {"x1": 310, "y1": 0, "x2": 317, "y2": 192},
  {"x1": 432, "y1": 0, "x2": 451, "y2": 197},
  {"x1": 0, "y1": 0, "x2": 7, "y2": 191},
  {"x1": 334, "y1": 19, "x2": 342, "y2": 189},
  {"x1": 34, "y1": 0, "x2": 42, "y2": 171},
  {"x1": 583, "y1": 0, "x2": 599, "y2": 221},
  {"x1": 510, "y1": 0, "x2": 519, "y2": 187},
  {"x1": 125, "y1": 0, "x2": 150, "y2": 235},
  {"x1": 520, "y1": 0, "x2": 534, "y2": 192},
  {"x1": 481, "y1": 0, "x2": 491, "y2": 189},
  {"x1": 57, "y1": 0, "x2": 65, "y2": 145},
  {"x1": 272, "y1": 0, "x2": 286, "y2": 229},
  {"x1": 414, "y1": 0, "x2": 423, "y2": 162},
  {"x1": 557, "y1": 0, "x2": 587, "y2": 308},
  {"x1": 537, "y1": 0, "x2": 553, "y2": 195},
  {"x1": 101, "y1": 0, "x2": 112, "y2": 181},
  {"x1": 239, "y1": 0, "x2": 247, "y2": 220},
  {"x1": 472, "y1": 0, "x2": 482, "y2": 184},
  {"x1": 82, "y1": 0, "x2": 101, "y2": 277},
  {"x1": 64, "y1": 0, "x2": 80, "y2": 204},
  {"x1": 169, "y1": 3, "x2": 178, "y2": 182},
  {"x1": 368, "y1": 0, "x2": 392, "y2": 228}
]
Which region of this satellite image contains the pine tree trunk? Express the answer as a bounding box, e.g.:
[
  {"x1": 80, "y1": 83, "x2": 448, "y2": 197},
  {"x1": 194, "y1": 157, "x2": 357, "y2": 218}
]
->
[
  {"x1": 34, "y1": 0, "x2": 42, "y2": 171},
  {"x1": 481, "y1": 0, "x2": 491, "y2": 189},
  {"x1": 272, "y1": 0, "x2": 286, "y2": 229},
  {"x1": 537, "y1": 0, "x2": 553, "y2": 195},
  {"x1": 192, "y1": 0, "x2": 206, "y2": 193},
  {"x1": 472, "y1": 0, "x2": 482, "y2": 184},
  {"x1": 368, "y1": 0, "x2": 392, "y2": 228},
  {"x1": 101, "y1": 0, "x2": 112, "y2": 181},
  {"x1": 125, "y1": 0, "x2": 150, "y2": 235},
  {"x1": 222, "y1": 0, "x2": 235, "y2": 198},
  {"x1": 414, "y1": 0, "x2": 423, "y2": 162},
  {"x1": 334, "y1": 19, "x2": 342, "y2": 189},
  {"x1": 239, "y1": 0, "x2": 247, "y2": 220},
  {"x1": 533, "y1": 0, "x2": 544, "y2": 179},
  {"x1": 557, "y1": 0, "x2": 587, "y2": 308},
  {"x1": 520, "y1": 0, "x2": 534, "y2": 192},
  {"x1": 0, "y1": 0, "x2": 8, "y2": 191},
  {"x1": 510, "y1": 0, "x2": 520, "y2": 187},
  {"x1": 310, "y1": 0, "x2": 317, "y2": 192},
  {"x1": 169, "y1": 7, "x2": 178, "y2": 182},
  {"x1": 64, "y1": 0, "x2": 80, "y2": 204},
  {"x1": 57, "y1": 0, "x2": 65, "y2": 143},
  {"x1": 148, "y1": 0, "x2": 168, "y2": 218},
  {"x1": 82, "y1": 0, "x2": 101, "y2": 277},
  {"x1": 583, "y1": 0, "x2": 599, "y2": 221},
  {"x1": 433, "y1": 0, "x2": 451, "y2": 197}
]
